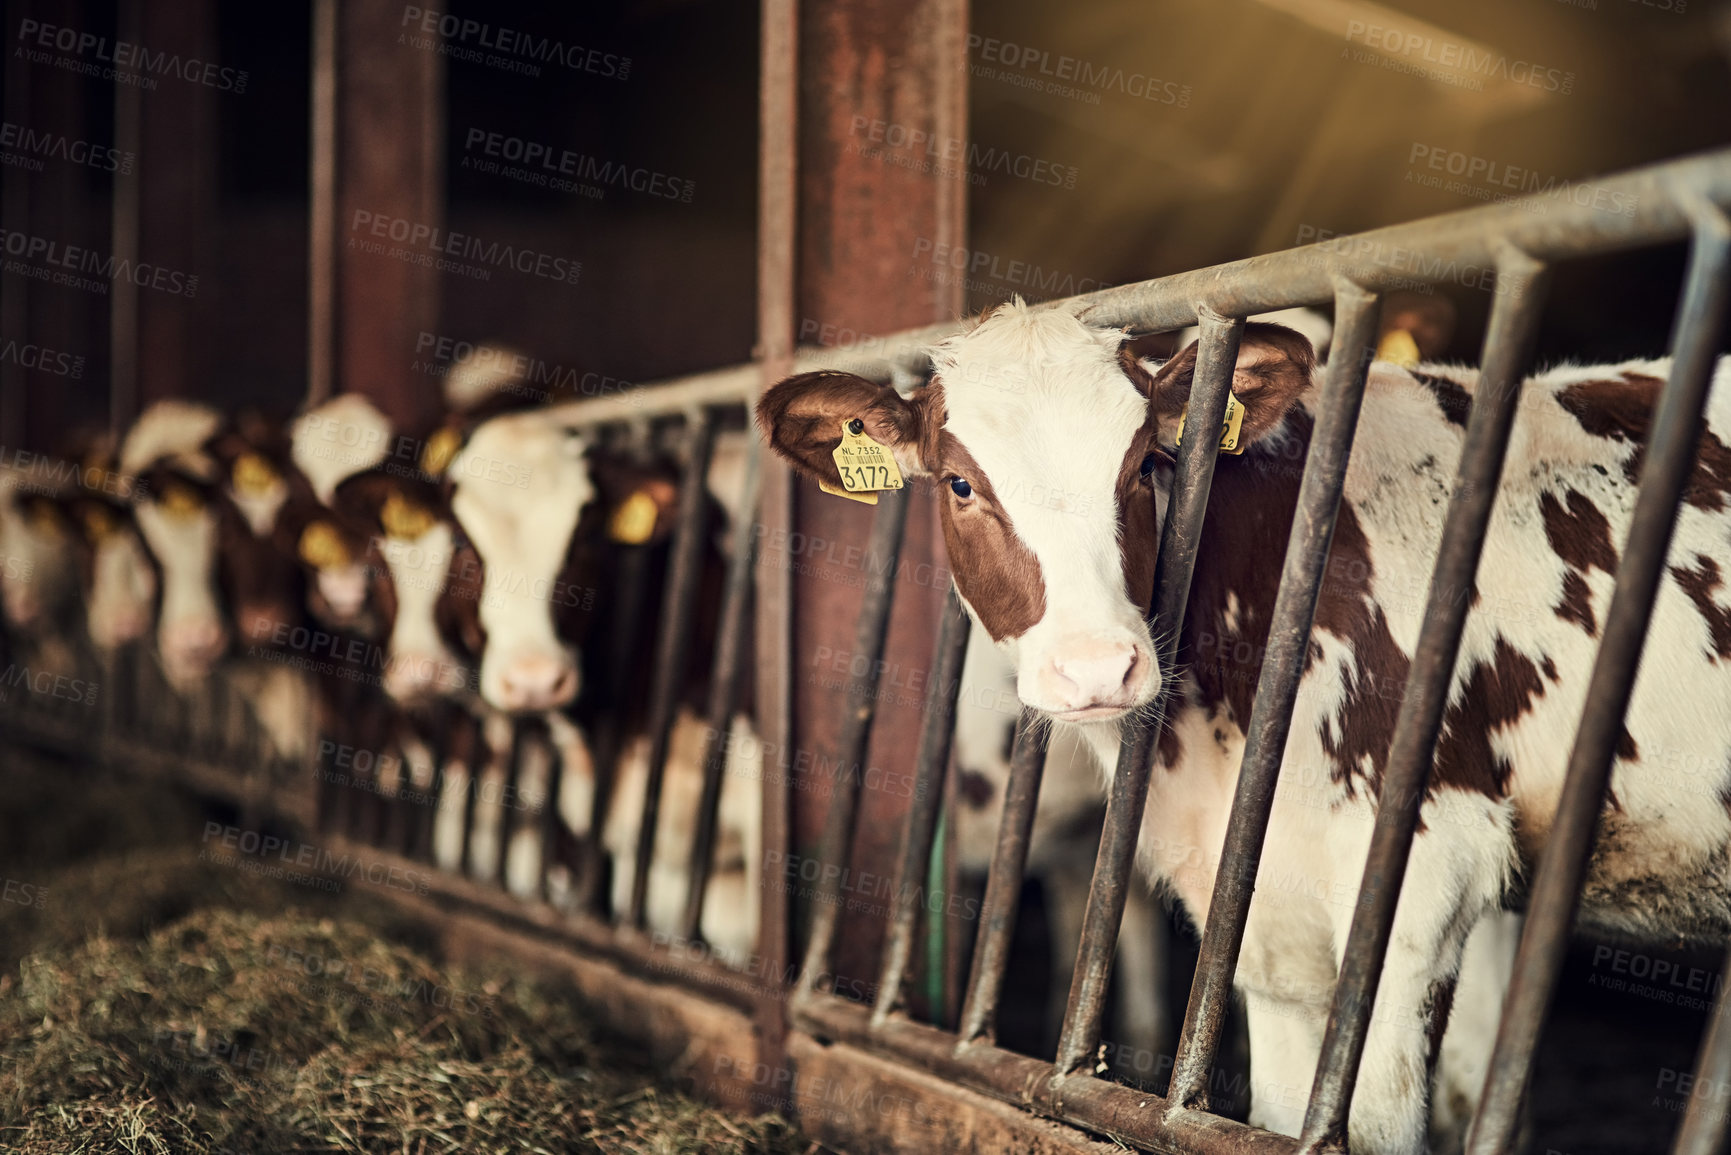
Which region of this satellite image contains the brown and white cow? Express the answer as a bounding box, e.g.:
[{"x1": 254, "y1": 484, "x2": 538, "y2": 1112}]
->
[
  {"x1": 759, "y1": 298, "x2": 1730, "y2": 1153},
  {"x1": 445, "y1": 406, "x2": 765, "y2": 959}
]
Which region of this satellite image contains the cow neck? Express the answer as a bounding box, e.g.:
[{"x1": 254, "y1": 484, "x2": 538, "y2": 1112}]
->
[{"x1": 1176, "y1": 408, "x2": 1315, "y2": 760}]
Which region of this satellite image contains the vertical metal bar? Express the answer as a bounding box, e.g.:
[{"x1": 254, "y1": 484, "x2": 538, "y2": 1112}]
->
[
  {"x1": 1053, "y1": 308, "x2": 1245, "y2": 1076},
  {"x1": 1470, "y1": 205, "x2": 1731, "y2": 1155},
  {"x1": 573, "y1": 534, "x2": 652, "y2": 912},
  {"x1": 1675, "y1": 946, "x2": 1731, "y2": 1155},
  {"x1": 873, "y1": 594, "x2": 972, "y2": 1026},
  {"x1": 1301, "y1": 251, "x2": 1552, "y2": 1150},
  {"x1": 628, "y1": 413, "x2": 717, "y2": 926},
  {"x1": 493, "y1": 719, "x2": 525, "y2": 884},
  {"x1": 1166, "y1": 285, "x2": 1380, "y2": 1111},
  {"x1": 753, "y1": 0, "x2": 799, "y2": 1096},
  {"x1": 0, "y1": 0, "x2": 27, "y2": 453},
  {"x1": 307, "y1": 0, "x2": 338, "y2": 407},
  {"x1": 679, "y1": 438, "x2": 765, "y2": 941},
  {"x1": 793, "y1": 485, "x2": 912, "y2": 995},
  {"x1": 538, "y1": 716, "x2": 563, "y2": 900},
  {"x1": 110, "y1": 0, "x2": 143, "y2": 433},
  {"x1": 955, "y1": 710, "x2": 1051, "y2": 1045}
]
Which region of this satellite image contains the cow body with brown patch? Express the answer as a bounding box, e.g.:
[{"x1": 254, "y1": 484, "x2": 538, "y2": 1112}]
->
[{"x1": 759, "y1": 299, "x2": 1731, "y2": 1154}]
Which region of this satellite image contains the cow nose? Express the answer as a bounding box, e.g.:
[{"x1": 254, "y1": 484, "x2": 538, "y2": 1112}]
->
[
  {"x1": 94, "y1": 606, "x2": 148, "y2": 649},
  {"x1": 384, "y1": 651, "x2": 450, "y2": 702},
  {"x1": 1040, "y1": 639, "x2": 1152, "y2": 716},
  {"x1": 161, "y1": 617, "x2": 228, "y2": 672},
  {"x1": 498, "y1": 654, "x2": 579, "y2": 712},
  {"x1": 3, "y1": 589, "x2": 39, "y2": 627}
]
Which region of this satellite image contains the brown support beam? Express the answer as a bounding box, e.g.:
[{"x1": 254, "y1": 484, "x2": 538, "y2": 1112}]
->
[
  {"x1": 754, "y1": 0, "x2": 800, "y2": 1102},
  {"x1": 791, "y1": 0, "x2": 968, "y2": 994},
  {"x1": 127, "y1": 0, "x2": 219, "y2": 414},
  {"x1": 335, "y1": 0, "x2": 443, "y2": 429},
  {"x1": 306, "y1": 0, "x2": 337, "y2": 408},
  {"x1": 11, "y1": 0, "x2": 107, "y2": 447}
]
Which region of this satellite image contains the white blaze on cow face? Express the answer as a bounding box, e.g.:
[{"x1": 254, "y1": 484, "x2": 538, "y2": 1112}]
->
[
  {"x1": 227, "y1": 474, "x2": 289, "y2": 538},
  {"x1": 928, "y1": 305, "x2": 1161, "y2": 720},
  {"x1": 134, "y1": 496, "x2": 227, "y2": 687},
  {"x1": 315, "y1": 563, "x2": 370, "y2": 623},
  {"x1": 0, "y1": 490, "x2": 72, "y2": 631},
  {"x1": 450, "y1": 412, "x2": 591, "y2": 713},
  {"x1": 379, "y1": 521, "x2": 462, "y2": 702},
  {"x1": 86, "y1": 524, "x2": 157, "y2": 650}
]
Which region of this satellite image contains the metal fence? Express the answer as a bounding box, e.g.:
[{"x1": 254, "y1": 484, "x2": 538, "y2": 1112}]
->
[
  {"x1": 744, "y1": 145, "x2": 1731, "y2": 1154},
  {"x1": 5, "y1": 133, "x2": 1731, "y2": 1155}
]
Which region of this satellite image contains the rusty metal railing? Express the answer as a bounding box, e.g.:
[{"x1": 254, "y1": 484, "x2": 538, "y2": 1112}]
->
[
  {"x1": 774, "y1": 146, "x2": 1731, "y2": 1155},
  {"x1": 6, "y1": 132, "x2": 1730, "y2": 1155}
]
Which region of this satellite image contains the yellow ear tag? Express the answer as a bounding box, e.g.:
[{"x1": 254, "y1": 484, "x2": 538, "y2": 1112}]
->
[
  {"x1": 609, "y1": 489, "x2": 660, "y2": 544},
  {"x1": 298, "y1": 520, "x2": 351, "y2": 570},
  {"x1": 420, "y1": 426, "x2": 462, "y2": 478},
  {"x1": 81, "y1": 504, "x2": 118, "y2": 543},
  {"x1": 826, "y1": 419, "x2": 905, "y2": 504},
  {"x1": 27, "y1": 502, "x2": 67, "y2": 541},
  {"x1": 1176, "y1": 392, "x2": 1246, "y2": 456},
  {"x1": 1376, "y1": 328, "x2": 1422, "y2": 368},
  {"x1": 380, "y1": 493, "x2": 435, "y2": 541},
  {"x1": 159, "y1": 482, "x2": 205, "y2": 520},
  {"x1": 231, "y1": 451, "x2": 280, "y2": 497}
]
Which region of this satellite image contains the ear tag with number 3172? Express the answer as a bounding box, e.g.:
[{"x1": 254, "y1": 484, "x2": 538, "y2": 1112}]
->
[
  {"x1": 819, "y1": 418, "x2": 905, "y2": 505},
  {"x1": 1176, "y1": 392, "x2": 1247, "y2": 455}
]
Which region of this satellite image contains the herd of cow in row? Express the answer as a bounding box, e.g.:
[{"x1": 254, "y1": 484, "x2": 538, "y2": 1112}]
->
[
  {"x1": 0, "y1": 344, "x2": 1161, "y2": 1046},
  {"x1": 4, "y1": 289, "x2": 1730, "y2": 1151}
]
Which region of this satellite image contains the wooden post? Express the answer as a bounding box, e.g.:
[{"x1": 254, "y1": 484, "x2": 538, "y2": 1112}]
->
[{"x1": 334, "y1": 0, "x2": 443, "y2": 430}]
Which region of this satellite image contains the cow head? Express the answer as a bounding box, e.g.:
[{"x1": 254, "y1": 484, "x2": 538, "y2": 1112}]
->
[
  {"x1": 290, "y1": 395, "x2": 395, "y2": 633},
  {"x1": 208, "y1": 413, "x2": 319, "y2": 647},
  {"x1": 119, "y1": 400, "x2": 230, "y2": 687},
  {"x1": 758, "y1": 301, "x2": 1315, "y2": 724},
  {"x1": 0, "y1": 478, "x2": 77, "y2": 634},
  {"x1": 449, "y1": 411, "x2": 685, "y2": 715},
  {"x1": 61, "y1": 487, "x2": 156, "y2": 651},
  {"x1": 333, "y1": 470, "x2": 472, "y2": 704},
  {"x1": 449, "y1": 412, "x2": 591, "y2": 713}
]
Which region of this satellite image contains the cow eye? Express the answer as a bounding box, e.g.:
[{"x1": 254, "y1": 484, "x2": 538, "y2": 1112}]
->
[
  {"x1": 949, "y1": 477, "x2": 973, "y2": 500},
  {"x1": 1139, "y1": 452, "x2": 1159, "y2": 481}
]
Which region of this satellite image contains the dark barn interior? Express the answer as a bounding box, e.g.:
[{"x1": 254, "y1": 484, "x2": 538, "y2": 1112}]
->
[{"x1": 4, "y1": 0, "x2": 1731, "y2": 1152}]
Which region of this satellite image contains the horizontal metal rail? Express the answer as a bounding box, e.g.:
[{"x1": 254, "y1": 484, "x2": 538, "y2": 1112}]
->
[{"x1": 544, "y1": 148, "x2": 1731, "y2": 406}]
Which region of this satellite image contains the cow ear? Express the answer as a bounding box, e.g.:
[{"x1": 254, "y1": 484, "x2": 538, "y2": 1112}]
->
[
  {"x1": 756, "y1": 371, "x2": 932, "y2": 487},
  {"x1": 1143, "y1": 322, "x2": 1317, "y2": 448}
]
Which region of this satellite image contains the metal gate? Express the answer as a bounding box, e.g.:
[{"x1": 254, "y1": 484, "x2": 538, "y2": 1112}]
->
[{"x1": 4, "y1": 21, "x2": 1731, "y2": 1154}]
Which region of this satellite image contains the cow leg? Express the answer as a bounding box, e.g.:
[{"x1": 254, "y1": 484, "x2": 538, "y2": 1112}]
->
[
  {"x1": 1040, "y1": 857, "x2": 1091, "y2": 1051},
  {"x1": 543, "y1": 712, "x2": 595, "y2": 909},
  {"x1": 467, "y1": 711, "x2": 515, "y2": 883},
  {"x1": 1240, "y1": 991, "x2": 1327, "y2": 1137},
  {"x1": 1323, "y1": 829, "x2": 1496, "y2": 1155},
  {"x1": 1115, "y1": 885, "x2": 1170, "y2": 1064},
  {"x1": 505, "y1": 727, "x2": 553, "y2": 899},
  {"x1": 1430, "y1": 909, "x2": 1521, "y2": 1154},
  {"x1": 434, "y1": 757, "x2": 472, "y2": 875}
]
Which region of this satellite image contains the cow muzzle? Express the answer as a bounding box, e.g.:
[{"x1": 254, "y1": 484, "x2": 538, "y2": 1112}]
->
[
  {"x1": 383, "y1": 649, "x2": 461, "y2": 703},
  {"x1": 492, "y1": 651, "x2": 580, "y2": 713},
  {"x1": 1024, "y1": 635, "x2": 1157, "y2": 722},
  {"x1": 159, "y1": 616, "x2": 229, "y2": 684}
]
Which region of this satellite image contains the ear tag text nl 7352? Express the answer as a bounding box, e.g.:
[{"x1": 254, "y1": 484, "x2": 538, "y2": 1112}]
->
[
  {"x1": 820, "y1": 418, "x2": 905, "y2": 505},
  {"x1": 1176, "y1": 391, "x2": 1247, "y2": 455}
]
